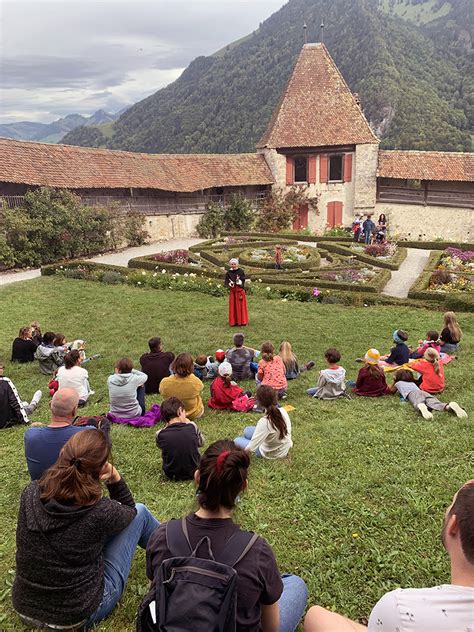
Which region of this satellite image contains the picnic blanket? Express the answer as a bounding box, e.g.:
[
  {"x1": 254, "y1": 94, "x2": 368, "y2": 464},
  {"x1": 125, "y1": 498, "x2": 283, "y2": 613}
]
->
[
  {"x1": 380, "y1": 353, "x2": 454, "y2": 373},
  {"x1": 107, "y1": 404, "x2": 161, "y2": 428}
]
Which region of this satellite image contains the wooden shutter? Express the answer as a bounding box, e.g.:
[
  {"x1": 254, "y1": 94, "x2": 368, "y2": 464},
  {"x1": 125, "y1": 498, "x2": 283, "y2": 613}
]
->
[
  {"x1": 334, "y1": 201, "x2": 343, "y2": 225},
  {"x1": 319, "y1": 155, "x2": 329, "y2": 183},
  {"x1": 326, "y1": 202, "x2": 335, "y2": 228},
  {"x1": 343, "y1": 154, "x2": 353, "y2": 183},
  {"x1": 308, "y1": 156, "x2": 317, "y2": 184},
  {"x1": 286, "y1": 157, "x2": 294, "y2": 185}
]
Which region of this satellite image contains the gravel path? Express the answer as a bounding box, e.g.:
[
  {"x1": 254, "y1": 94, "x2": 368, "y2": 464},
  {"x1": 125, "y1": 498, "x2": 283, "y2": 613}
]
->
[
  {"x1": 0, "y1": 238, "x2": 204, "y2": 287},
  {"x1": 382, "y1": 248, "x2": 432, "y2": 298}
]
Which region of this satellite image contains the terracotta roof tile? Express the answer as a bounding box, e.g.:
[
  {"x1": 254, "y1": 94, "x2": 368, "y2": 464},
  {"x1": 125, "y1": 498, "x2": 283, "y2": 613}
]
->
[
  {"x1": 0, "y1": 139, "x2": 274, "y2": 192},
  {"x1": 378, "y1": 150, "x2": 474, "y2": 182},
  {"x1": 258, "y1": 44, "x2": 378, "y2": 149}
]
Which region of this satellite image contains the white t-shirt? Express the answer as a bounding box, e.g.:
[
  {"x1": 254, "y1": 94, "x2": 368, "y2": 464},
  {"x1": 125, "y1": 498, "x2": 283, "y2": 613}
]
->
[
  {"x1": 394, "y1": 381, "x2": 419, "y2": 400},
  {"x1": 368, "y1": 585, "x2": 474, "y2": 631},
  {"x1": 246, "y1": 408, "x2": 292, "y2": 459},
  {"x1": 57, "y1": 365, "x2": 90, "y2": 400}
]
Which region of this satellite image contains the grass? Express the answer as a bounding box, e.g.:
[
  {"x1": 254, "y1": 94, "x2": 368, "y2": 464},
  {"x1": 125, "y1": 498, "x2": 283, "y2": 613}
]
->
[{"x1": 0, "y1": 276, "x2": 472, "y2": 630}]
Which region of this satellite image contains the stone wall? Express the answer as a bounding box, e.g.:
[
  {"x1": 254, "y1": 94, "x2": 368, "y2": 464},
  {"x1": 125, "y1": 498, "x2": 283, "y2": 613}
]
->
[
  {"x1": 144, "y1": 212, "x2": 204, "y2": 241},
  {"x1": 375, "y1": 202, "x2": 474, "y2": 241}
]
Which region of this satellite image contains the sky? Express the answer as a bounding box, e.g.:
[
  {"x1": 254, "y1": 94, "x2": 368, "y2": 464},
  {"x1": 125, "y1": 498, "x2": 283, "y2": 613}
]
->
[{"x1": 0, "y1": 0, "x2": 285, "y2": 125}]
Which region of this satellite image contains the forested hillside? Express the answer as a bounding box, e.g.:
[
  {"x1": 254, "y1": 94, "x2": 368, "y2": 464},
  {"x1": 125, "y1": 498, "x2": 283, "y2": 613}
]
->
[{"x1": 63, "y1": 0, "x2": 473, "y2": 153}]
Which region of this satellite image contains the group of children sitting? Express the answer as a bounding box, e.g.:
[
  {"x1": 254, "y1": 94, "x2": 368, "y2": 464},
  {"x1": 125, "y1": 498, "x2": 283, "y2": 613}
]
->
[{"x1": 2, "y1": 311, "x2": 466, "y2": 483}]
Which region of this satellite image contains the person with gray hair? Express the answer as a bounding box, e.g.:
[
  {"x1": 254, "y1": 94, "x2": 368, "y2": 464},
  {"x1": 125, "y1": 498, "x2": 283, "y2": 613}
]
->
[
  {"x1": 224, "y1": 258, "x2": 249, "y2": 326},
  {"x1": 24, "y1": 388, "x2": 95, "y2": 479}
]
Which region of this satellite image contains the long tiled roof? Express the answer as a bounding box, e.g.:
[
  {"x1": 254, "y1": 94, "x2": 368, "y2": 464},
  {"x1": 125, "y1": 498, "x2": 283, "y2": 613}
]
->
[
  {"x1": 0, "y1": 138, "x2": 274, "y2": 192},
  {"x1": 378, "y1": 150, "x2": 474, "y2": 182},
  {"x1": 258, "y1": 43, "x2": 378, "y2": 149}
]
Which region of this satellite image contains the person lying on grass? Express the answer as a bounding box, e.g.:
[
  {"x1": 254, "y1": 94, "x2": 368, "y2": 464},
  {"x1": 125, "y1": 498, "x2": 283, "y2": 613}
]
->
[
  {"x1": 142, "y1": 439, "x2": 307, "y2": 632},
  {"x1": 13, "y1": 428, "x2": 159, "y2": 630},
  {"x1": 235, "y1": 385, "x2": 293, "y2": 459},
  {"x1": 304, "y1": 479, "x2": 474, "y2": 632},
  {"x1": 389, "y1": 369, "x2": 466, "y2": 421},
  {"x1": 156, "y1": 396, "x2": 203, "y2": 481}
]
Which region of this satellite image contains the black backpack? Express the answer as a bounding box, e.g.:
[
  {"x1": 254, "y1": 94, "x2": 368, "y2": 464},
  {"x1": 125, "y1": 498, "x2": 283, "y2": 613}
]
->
[{"x1": 137, "y1": 517, "x2": 258, "y2": 632}]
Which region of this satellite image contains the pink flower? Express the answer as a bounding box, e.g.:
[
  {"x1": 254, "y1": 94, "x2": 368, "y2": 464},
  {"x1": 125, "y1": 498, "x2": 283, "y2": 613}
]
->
[{"x1": 312, "y1": 287, "x2": 321, "y2": 297}]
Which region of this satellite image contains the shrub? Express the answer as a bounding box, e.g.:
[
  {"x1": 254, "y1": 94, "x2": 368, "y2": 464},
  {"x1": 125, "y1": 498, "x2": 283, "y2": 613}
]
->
[
  {"x1": 224, "y1": 194, "x2": 255, "y2": 232},
  {"x1": 123, "y1": 211, "x2": 149, "y2": 246},
  {"x1": 430, "y1": 270, "x2": 452, "y2": 286},
  {"x1": 324, "y1": 225, "x2": 348, "y2": 237},
  {"x1": 364, "y1": 242, "x2": 396, "y2": 257},
  {"x1": 153, "y1": 249, "x2": 189, "y2": 264},
  {"x1": 256, "y1": 187, "x2": 319, "y2": 232},
  {"x1": 197, "y1": 201, "x2": 225, "y2": 238},
  {"x1": 102, "y1": 271, "x2": 125, "y2": 284}
]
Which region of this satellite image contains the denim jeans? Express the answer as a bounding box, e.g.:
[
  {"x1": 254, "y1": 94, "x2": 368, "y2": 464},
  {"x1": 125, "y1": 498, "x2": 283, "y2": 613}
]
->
[
  {"x1": 234, "y1": 426, "x2": 261, "y2": 456},
  {"x1": 306, "y1": 387, "x2": 317, "y2": 397},
  {"x1": 137, "y1": 385, "x2": 146, "y2": 415},
  {"x1": 279, "y1": 574, "x2": 308, "y2": 632},
  {"x1": 442, "y1": 343, "x2": 458, "y2": 354},
  {"x1": 84, "y1": 503, "x2": 159, "y2": 629},
  {"x1": 250, "y1": 361, "x2": 259, "y2": 375},
  {"x1": 364, "y1": 232, "x2": 372, "y2": 244}
]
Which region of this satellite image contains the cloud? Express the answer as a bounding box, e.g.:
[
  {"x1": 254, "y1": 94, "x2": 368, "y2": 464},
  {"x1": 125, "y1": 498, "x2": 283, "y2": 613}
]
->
[{"x1": 0, "y1": 0, "x2": 285, "y2": 124}]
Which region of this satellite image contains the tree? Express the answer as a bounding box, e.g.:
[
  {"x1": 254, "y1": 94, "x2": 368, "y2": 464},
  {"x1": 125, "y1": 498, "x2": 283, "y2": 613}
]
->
[{"x1": 256, "y1": 187, "x2": 319, "y2": 233}]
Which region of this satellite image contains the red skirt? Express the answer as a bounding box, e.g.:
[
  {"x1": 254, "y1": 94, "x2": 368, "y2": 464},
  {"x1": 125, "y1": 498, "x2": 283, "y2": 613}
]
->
[{"x1": 228, "y1": 286, "x2": 248, "y2": 326}]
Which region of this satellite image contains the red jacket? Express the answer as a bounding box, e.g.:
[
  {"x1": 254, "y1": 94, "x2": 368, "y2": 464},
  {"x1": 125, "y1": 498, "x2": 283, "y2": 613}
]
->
[{"x1": 208, "y1": 377, "x2": 244, "y2": 410}]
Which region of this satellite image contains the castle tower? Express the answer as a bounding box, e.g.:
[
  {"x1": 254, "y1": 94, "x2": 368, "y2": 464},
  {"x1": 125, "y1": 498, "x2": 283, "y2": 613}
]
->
[{"x1": 257, "y1": 43, "x2": 379, "y2": 231}]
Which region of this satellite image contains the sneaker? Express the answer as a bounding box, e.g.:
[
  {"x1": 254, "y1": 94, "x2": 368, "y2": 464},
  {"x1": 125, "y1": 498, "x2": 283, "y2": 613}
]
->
[
  {"x1": 447, "y1": 402, "x2": 468, "y2": 419},
  {"x1": 31, "y1": 390, "x2": 42, "y2": 406},
  {"x1": 305, "y1": 361, "x2": 315, "y2": 370},
  {"x1": 417, "y1": 403, "x2": 433, "y2": 420},
  {"x1": 89, "y1": 390, "x2": 96, "y2": 396},
  {"x1": 355, "y1": 358, "x2": 364, "y2": 363}
]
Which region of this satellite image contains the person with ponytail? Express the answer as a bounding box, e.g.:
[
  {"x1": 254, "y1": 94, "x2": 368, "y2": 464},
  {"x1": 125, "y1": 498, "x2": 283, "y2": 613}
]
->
[
  {"x1": 145, "y1": 439, "x2": 307, "y2": 631},
  {"x1": 257, "y1": 341, "x2": 288, "y2": 399},
  {"x1": 13, "y1": 429, "x2": 159, "y2": 629},
  {"x1": 208, "y1": 361, "x2": 247, "y2": 410},
  {"x1": 235, "y1": 385, "x2": 293, "y2": 459},
  {"x1": 410, "y1": 347, "x2": 445, "y2": 394}
]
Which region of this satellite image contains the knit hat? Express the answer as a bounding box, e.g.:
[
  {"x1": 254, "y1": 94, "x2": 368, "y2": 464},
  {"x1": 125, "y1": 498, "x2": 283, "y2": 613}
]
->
[
  {"x1": 364, "y1": 348, "x2": 380, "y2": 365},
  {"x1": 393, "y1": 329, "x2": 408, "y2": 344},
  {"x1": 215, "y1": 349, "x2": 226, "y2": 362},
  {"x1": 229, "y1": 258, "x2": 239, "y2": 266},
  {"x1": 218, "y1": 362, "x2": 233, "y2": 377}
]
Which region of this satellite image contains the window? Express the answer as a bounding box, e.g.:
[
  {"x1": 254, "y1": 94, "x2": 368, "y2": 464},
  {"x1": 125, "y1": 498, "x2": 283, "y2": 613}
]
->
[
  {"x1": 329, "y1": 155, "x2": 343, "y2": 181},
  {"x1": 294, "y1": 157, "x2": 308, "y2": 182}
]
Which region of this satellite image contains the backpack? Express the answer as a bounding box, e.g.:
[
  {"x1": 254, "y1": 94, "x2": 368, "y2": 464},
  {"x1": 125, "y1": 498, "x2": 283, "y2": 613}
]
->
[
  {"x1": 137, "y1": 517, "x2": 258, "y2": 632},
  {"x1": 232, "y1": 394, "x2": 255, "y2": 412}
]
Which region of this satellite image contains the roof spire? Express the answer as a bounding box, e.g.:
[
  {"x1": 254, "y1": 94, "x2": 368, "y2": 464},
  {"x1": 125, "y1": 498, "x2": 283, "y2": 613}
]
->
[
  {"x1": 320, "y1": 19, "x2": 325, "y2": 43},
  {"x1": 303, "y1": 23, "x2": 307, "y2": 44}
]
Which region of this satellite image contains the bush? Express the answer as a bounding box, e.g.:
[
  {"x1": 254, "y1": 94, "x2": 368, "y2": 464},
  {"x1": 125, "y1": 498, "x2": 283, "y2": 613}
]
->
[
  {"x1": 256, "y1": 187, "x2": 319, "y2": 232},
  {"x1": 102, "y1": 271, "x2": 125, "y2": 284},
  {"x1": 123, "y1": 211, "x2": 149, "y2": 246},
  {"x1": 197, "y1": 201, "x2": 225, "y2": 238},
  {"x1": 153, "y1": 250, "x2": 189, "y2": 264},
  {"x1": 430, "y1": 270, "x2": 452, "y2": 286},
  {"x1": 364, "y1": 242, "x2": 396, "y2": 257}
]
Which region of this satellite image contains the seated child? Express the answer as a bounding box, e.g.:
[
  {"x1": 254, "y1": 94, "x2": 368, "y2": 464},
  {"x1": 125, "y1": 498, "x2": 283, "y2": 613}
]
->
[
  {"x1": 307, "y1": 348, "x2": 347, "y2": 400},
  {"x1": 257, "y1": 341, "x2": 287, "y2": 399},
  {"x1": 34, "y1": 332, "x2": 68, "y2": 375},
  {"x1": 193, "y1": 354, "x2": 209, "y2": 380},
  {"x1": 226, "y1": 333, "x2": 258, "y2": 381},
  {"x1": 410, "y1": 330, "x2": 440, "y2": 359},
  {"x1": 410, "y1": 348, "x2": 445, "y2": 393},
  {"x1": 382, "y1": 329, "x2": 409, "y2": 366},
  {"x1": 0, "y1": 362, "x2": 42, "y2": 428},
  {"x1": 156, "y1": 396, "x2": 204, "y2": 480},
  {"x1": 11, "y1": 326, "x2": 38, "y2": 363},
  {"x1": 203, "y1": 349, "x2": 226, "y2": 380},
  {"x1": 234, "y1": 385, "x2": 292, "y2": 459},
  {"x1": 353, "y1": 349, "x2": 389, "y2": 397},
  {"x1": 279, "y1": 341, "x2": 315, "y2": 379},
  {"x1": 440, "y1": 311, "x2": 462, "y2": 354},
  {"x1": 389, "y1": 369, "x2": 466, "y2": 421},
  {"x1": 208, "y1": 362, "x2": 246, "y2": 410}
]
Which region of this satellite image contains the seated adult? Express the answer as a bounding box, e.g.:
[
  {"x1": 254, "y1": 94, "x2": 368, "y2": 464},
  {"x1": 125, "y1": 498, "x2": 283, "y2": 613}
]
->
[
  {"x1": 304, "y1": 479, "x2": 474, "y2": 632},
  {"x1": 57, "y1": 349, "x2": 93, "y2": 406},
  {"x1": 159, "y1": 353, "x2": 204, "y2": 420},
  {"x1": 226, "y1": 332, "x2": 257, "y2": 381},
  {"x1": 13, "y1": 428, "x2": 159, "y2": 629},
  {"x1": 34, "y1": 331, "x2": 67, "y2": 375},
  {"x1": 24, "y1": 388, "x2": 93, "y2": 479},
  {"x1": 143, "y1": 440, "x2": 308, "y2": 631},
  {"x1": 11, "y1": 326, "x2": 38, "y2": 363},
  {"x1": 107, "y1": 357, "x2": 148, "y2": 418},
  {"x1": 0, "y1": 362, "x2": 42, "y2": 428},
  {"x1": 140, "y1": 337, "x2": 175, "y2": 394}
]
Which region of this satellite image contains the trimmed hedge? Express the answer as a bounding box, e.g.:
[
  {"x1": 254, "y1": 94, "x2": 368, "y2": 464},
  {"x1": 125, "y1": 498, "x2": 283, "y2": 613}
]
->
[
  {"x1": 238, "y1": 246, "x2": 321, "y2": 271},
  {"x1": 397, "y1": 240, "x2": 474, "y2": 251},
  {"x1": 220, "y1": 231, "x2": 354, "y2": 244},
  {"x1": 253, "y1": 268, "x2": 391, "y2": 293},
  {"x1": 42, "y1": 260, "x2": 127, "y2": 276},
  {"x1": 407, "y1": 263, "x2": 474, "y2": 312},
  {"x1": 319, "y1": 242, "x2": 408, "y2": 270},
  {"x1": 128, "y1": 257, "x2": 222, "y2": 278}
]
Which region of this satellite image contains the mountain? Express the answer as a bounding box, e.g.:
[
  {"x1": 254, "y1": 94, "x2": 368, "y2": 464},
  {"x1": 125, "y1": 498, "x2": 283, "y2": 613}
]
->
[
  {"x1": 63, "y1": 0, "x2": 473, "y2": 153},
  {"x1": 0, "y1": 110, "x2": 120, "y2": 144}
]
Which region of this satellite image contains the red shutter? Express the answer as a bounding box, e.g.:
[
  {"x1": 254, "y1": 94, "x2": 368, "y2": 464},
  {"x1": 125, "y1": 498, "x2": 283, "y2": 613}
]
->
[
  {"x1": 326, "y1": 202, "x2": 335, "y2": 228},
  {"x1": 343, "y1": 154, "x2": 353, "y2": 183},
  {"x1": 319, "y1": 155, "x2": 328, "y2": 183},
  {"x1": 286, "y1": 157, "x2": 294, "y2": 185},
  {"x1": 334, "y1": 201, "x2": 343, "y2": 226},
  {"x1": 308, "y1": 156, "x2": 317, "y2": 184}
]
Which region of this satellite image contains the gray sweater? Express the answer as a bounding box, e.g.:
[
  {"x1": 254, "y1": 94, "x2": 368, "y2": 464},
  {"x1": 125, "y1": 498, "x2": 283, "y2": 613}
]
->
[
  {"x1": 107, "y1": 369, "x2": 148, "y2": 418},
  {"x1": 12, "y1": 479, "x2": 136, "y2": 625}
]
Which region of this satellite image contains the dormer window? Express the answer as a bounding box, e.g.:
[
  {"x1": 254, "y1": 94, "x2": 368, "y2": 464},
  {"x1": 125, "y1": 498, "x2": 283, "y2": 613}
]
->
[
  {"x1": 329, "y1": 155, "x2": 343, "y2": 182},
  {"x1": 294, "y1": 157, "x2": 308, "y2": 183}
]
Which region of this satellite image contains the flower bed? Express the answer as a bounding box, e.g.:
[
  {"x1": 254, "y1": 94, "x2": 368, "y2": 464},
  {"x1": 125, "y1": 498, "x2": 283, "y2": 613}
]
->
[
  {"x1": 436, "y1": 247, "x2": 474, "y2": 274},
  {"x1": 320, "y1": 242, "x2": 407, "y2": 270},
  {"x1": 152, "y1": 249, "x2": 190, "y2": 264}
]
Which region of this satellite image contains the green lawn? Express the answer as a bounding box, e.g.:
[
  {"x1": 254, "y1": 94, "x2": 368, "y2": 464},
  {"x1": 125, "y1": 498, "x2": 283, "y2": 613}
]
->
[{"x1": 0, "y1": 277, "x2": 472, "y2": 630}]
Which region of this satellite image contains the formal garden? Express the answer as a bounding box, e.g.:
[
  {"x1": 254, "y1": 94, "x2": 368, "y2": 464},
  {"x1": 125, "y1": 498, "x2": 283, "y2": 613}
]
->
[{"x1": 0, "y1": 275, "x2": 472, "y2": 630}]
